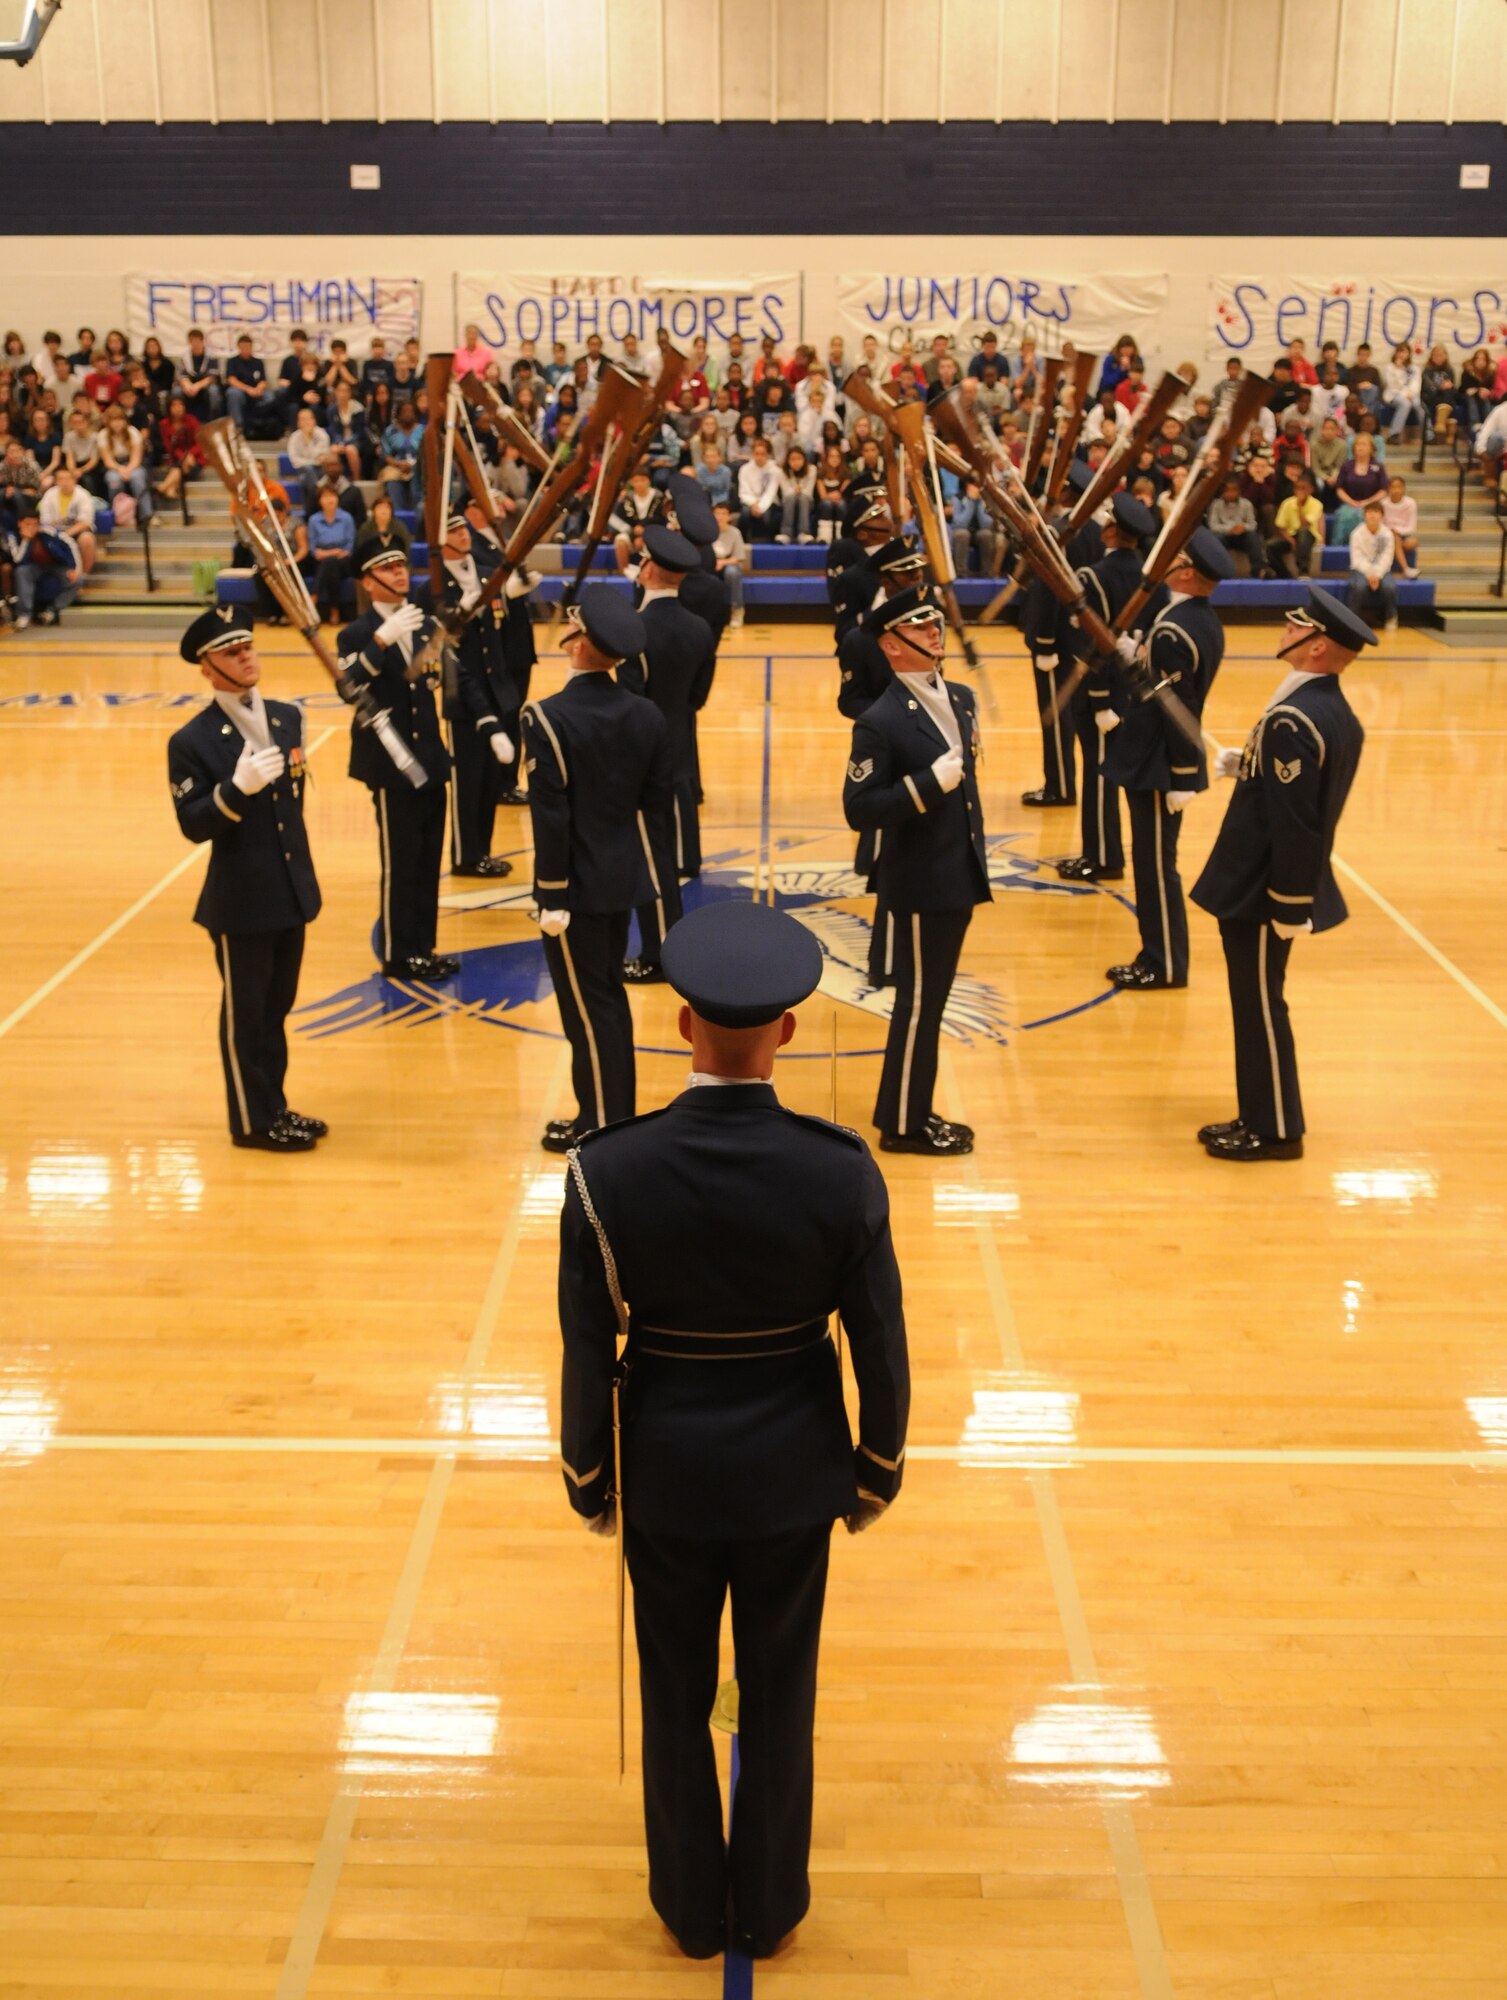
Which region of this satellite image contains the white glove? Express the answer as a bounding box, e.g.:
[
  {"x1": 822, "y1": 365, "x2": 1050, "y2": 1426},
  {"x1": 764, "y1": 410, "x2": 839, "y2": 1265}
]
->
[
  {"x1": 537, "y1": 908, "x2": 571, "y2": 936},
  {"x1": 845, "y1": 1498, "x2": 887, "y2": 1536},
  {"x1": 1035, "y1": 651, "x2": 1057, "y2": 670},
  {"x1": 231, "y1": 744, "x2": 284, "y2": 796},
  {"x1": 586, "y1": 1503, "x2": 616, "y2": 1537},
  {"x1": 1095, "y1": 709, "x2": 1120, "y2": 735},
  {"x1": 504, "y1": 566, "x2": 537, "y2": 599},
  {"x1": 1215, "y1": 746, "x2": 1243, "y2": 779},
  {"x1": 1114, "y1": 633, "x2": 1141, "y2": 665},
  {"x1": 1165, "y1": 789, "x2": 1196, "y2": 813},
  {"x1": 489, "y1": 730, "x2": 515, "y2": 765},
  {"x1": 930, "y1": 748, "x2": 964, "y2": 793},
  {"x1": 1271, "y1": 918, "x2": 1313, "y2": 942},
  {"x1": 375, "y1": 600, "x2": 424, "y2": 647}
]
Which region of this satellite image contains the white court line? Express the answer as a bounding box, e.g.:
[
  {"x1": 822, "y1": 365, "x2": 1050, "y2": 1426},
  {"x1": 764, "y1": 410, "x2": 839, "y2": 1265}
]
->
[
  {"x1": 937, "y1": 1049, "x2": 1173, "y2": 2000},
  {"x1": 0, "y1": 725, "x2": 337, "y2": 1045},
  {"x1": 272, "y1": 1042, "x2": 572, "y2": 2000},
  {"x1": 28, "y1": 1434, "x2": 1503, "y2": 1469}
]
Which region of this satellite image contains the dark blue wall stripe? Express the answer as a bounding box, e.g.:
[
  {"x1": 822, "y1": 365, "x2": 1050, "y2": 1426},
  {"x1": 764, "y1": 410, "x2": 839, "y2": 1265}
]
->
[{"x1": 2, "y1": 121, "x2": 1504, "y2": 236}]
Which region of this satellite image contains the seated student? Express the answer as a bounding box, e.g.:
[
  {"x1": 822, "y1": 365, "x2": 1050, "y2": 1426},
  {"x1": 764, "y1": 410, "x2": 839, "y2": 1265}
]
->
[
  {"x1": 83, "y1": 355, "x2": 124, "y2": 411},
  {"x1": 1310, "y1": 415, "x2": 1347, "y2": 508},
  {"x1": 39, "y1": 466, "x2": 98, "y2": 573},
  {"x1": 737, "y1": 436, "x2": 782, "y2": 541},
  {"x1": 776, "y1": 445, "x2": 817, "y2": 542},
  {"x1": 1349, "y1": 501, "x2": 1398, "y2": 630},
  {"x1": 711, "y1": 499, "x2": 748, "y2": 628},
  {"x1": 1207, "y1": 473, "x2": 1266, "y2": 577},
  {"x1": 25, "y1": 407, "x2": 62, "y2": 487},
  {"x1": 1420, "y1": 346, "x2": 1457, "y2": 440},
  {"x1": 1346, "y1": 343, "x2": 1383, "y2": 412},
  {"x1": 306, "y1": 483, "x2": 357, "y2": 623},
  {"x1": 322, "y1": 338, "x2": 359, "y2": 402},
  {"x1": 152, "y1": 396, "x2": 205, "y2": 506},
  {"x1": 323, "y1": 380, "x2": 368, "y2": 483},
  {"x1": 379, "y1": 400, "x2": 424, "y2": 509},
  {"x1": 6, "y1": 499, "x2": 82, "y2": 626},
  {"x1": 1113, "y1": 360, "x2": 1148, "y2": 413},
  {"x1": 286, "y1": 407, "x2": 332, "y2": 511},
  {"x1": 177, "y1": 328, "x2": 222, "y2": 422},
  {"x1": 1331, "y1": 433, "x2": 1387, "y2": 543},
  {"x1": 947, "y1": 475, "x2": 995, "y2": 576},
  {"x1": 359, "y1": 336, "x2": 397, "y2": 401},
  {"x1": 99, "y1": 405, "x2": 152, "y2": 521},
  {"x1": 352, "y1": 489, "x2": 411, "y2": 574},
  {"x1": 225, "y1": 335, "x2": 272, "y2": 431},
  {"x1": 1267, "y1": 469, "x2": 1324, "y2": 578},
  {"x1": 277, "y1": 329, "x2": 316, "y2": 423},
  {"x1": 1153, "y1": 414, "x2": 1192, "y2": 479},
  {"x1": 693, "y1": 442, "x2": 733, "y2": 511},
  {"x1": 610, "y1": 466, "x2": 667, "y2": 571},
  {"x1": 1382, "y1": 473, "x2": 1419, "y2": 577}
]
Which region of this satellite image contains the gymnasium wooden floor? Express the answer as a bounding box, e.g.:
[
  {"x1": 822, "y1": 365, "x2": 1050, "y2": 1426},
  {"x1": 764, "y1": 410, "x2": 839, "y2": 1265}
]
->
[{"x1": 1, "y1": 614, "x2": 1505, "y2": 1999}]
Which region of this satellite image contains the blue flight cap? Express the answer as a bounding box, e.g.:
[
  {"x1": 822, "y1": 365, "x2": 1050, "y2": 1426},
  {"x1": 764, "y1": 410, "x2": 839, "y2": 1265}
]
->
[
  {"x1": 180, "y1": 602, "x2": 254, "y2": 663},
  {"x1": 1300, "y1": 584, "x2": 1380, "y2": 650},
  {"x1": 643, "y1": 523, "x2": 701, "y2": 573},
  {"x1": 1110, "y1": 492, "x2": 1157, "y2": 540},
  {"x1": 1179, "y1": 527, "x2": 1236, "y2": 582},
  {"x1": 661, "y1": 900, "x2": 825, "y2": 1029},
  {"x1": 665, "y1": 474, "x2": 718, "y2": 548},
  {"x1": 571, "y1": 583, "x2": 646, "y2": 663}
]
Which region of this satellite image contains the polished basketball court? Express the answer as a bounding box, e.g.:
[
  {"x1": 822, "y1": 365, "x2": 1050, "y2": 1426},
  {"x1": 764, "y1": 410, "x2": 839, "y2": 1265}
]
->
[{"x1": 2, "y1": 618, "x2": 1505, "y2": 1997}]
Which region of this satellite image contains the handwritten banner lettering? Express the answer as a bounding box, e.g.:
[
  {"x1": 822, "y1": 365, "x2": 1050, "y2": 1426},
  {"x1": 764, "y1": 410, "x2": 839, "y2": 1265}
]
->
[
  {"x1": 126, "y1": 273, "x2": 423, "y2": 362},
  {"x1": 456, "y1": 273, "x2": 799, "y2": 355},
  {"x1": 1208, "y1": 276, "x2": 1507, "y2": 364},
  {"x1": 834, "y1": 272, "x2": 1170, "y2": 360}
]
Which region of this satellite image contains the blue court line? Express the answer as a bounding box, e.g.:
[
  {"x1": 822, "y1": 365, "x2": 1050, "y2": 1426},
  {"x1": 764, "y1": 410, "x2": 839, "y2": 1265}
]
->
[
  {"x1": 1021, "y1": 985, "x2": 1121, "y2": 1030},
  {"x1": 723, "y1": 1719, "x2": 755, "y2": 1997}
]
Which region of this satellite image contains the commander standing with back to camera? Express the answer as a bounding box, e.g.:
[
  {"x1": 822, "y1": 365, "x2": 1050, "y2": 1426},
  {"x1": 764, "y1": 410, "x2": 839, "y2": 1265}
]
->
[{"x1": 557, "y1": 899, "x2": 910, "y2": 1963}]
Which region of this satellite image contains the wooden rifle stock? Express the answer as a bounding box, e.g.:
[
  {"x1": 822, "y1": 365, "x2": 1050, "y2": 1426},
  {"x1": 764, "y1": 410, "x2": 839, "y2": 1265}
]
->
[
  {"x1": 456, "y1": 373, "x2": 552, "y2": 474},
  {"x1": 564, "y1": 342, "x2": 688, "y2": 611},
  {"x1": 1043, "y1": 348, "x2": 1098, "y2": 505},
  {"x1": 1061, "y1": 371, "x2": 1183, "y2": 537},
  {"x1": 1021, "y1": 355, "x2": 1064, "y2": 491}
]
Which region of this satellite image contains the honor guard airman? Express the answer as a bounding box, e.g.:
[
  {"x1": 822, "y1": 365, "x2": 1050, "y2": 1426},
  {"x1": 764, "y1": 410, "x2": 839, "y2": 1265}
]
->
[
  {"x1": 523, "y1": 586, "x2": 676, "y2": 1153},
  {"x1": 1020, "y1": 463, "x2": 1100, "y2": 810},
  {"x1": 837, "y1": 537, "x2": 930, "y2": 990},
  {"x1": 463, "y1": 495, "x2": 536, "y2": 803},
  {"x1": 662, "y1": 474, "x2": 729, "y2": 813},
  {"x1": 557, "y1": 899, "x2": 909, "y2": 1961},
  {"x1": 437, "y1": 512, "x2": 523, "y2": 879},
  {"x1": 843, "y1": 591, "x2": 991, "y2": 1154},
  {"x1": 1191, "y1": 587, "x2": 1371, "y2": 1160},
  {"x1": 618, "y1": 523, "x2": 717, "y2": 984},
  {"x1": 337, "y1": 545, "x2": 457, "y2": 982},
  {"x1": 1103, "y1": 527, "x2": 1233, "y2": 989},
  {"x1": 167, "y1": 606, "x2": 325, "y2": 1153},
  {"x1": 1056, "y1": 491, "x2": 1163, "y2": 884},
  {"x1": 827, "y1": 486, "x2": 895, "y2": 648}
]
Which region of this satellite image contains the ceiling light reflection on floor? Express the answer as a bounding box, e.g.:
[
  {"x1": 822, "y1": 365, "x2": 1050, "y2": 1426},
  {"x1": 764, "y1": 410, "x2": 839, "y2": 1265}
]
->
[
  {"x1": 521, "y1": 1171, "x2": 568, "y2": 1225},
  {"x1": 26, "y1": 1149, "x2": 112, "y2": 1220},
  {"x1": 960, "y1": 1386, "x2": 1080, "y2": 1464},
  {"x1": 0, "y1": 1375, "x2": 59, "y2": 1463},
  {"x1": 1331, "y1": 1166, "x2": 1439, "y2": 1207},
  {"x1": 341, "y1": 1692, "x2": 499, "y2": 1779},
  {"x1": 1010, "y1": 1696, "x2": 1169, "y2": 1799},
  {"x1": 431, "y1": 1378, "x2": 553, "y2": 1459},
  {"x1": 932, "y1": 1182, "x2": 1021, "y2": 1225},
  {"x1": 1465, "y1": 1397, "x2": 1507, "y2": 1448},
  {"x1": 126, "y1": 1143, "x2": 205, "y2": 1214}
]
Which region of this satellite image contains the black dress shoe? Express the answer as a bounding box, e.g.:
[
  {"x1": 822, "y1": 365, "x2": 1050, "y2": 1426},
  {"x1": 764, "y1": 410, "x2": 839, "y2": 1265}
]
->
[
  {"x1": 233, "y1": 1116, "x2": 316, "y2": 1154},
  {"x1": 1021, "y1": 787, "x2": 1074, "y2": 808},
  {"x1": 879, "y1": 1115, "x2": 974, "y2": 1156},
  {"x1": 282, "y1": 1109, "x2": 329, "y2": 1140},
  {"x1": 496, "y1": 787, "x2": 528, "y2": 806},
  {"x1": 1196, "y1": 1116, "x2": 1244, "y2": 1145},
  {"x1": 622, "y1": 957, "x2": 667, "y2": 984},
  {"x1": 1106, "y1": 962, "x2": 1184, "y2": 990},
  {"x1": 540, "y1": 1119, "x2": 579, "y2": 1154},
  {"x1": 666, "y1": 1924, "x2": 725, "y2": 1960},
  {"x1": 423, "y1": 953, "x2": 461, "y2": 980},
  {"x1": 1056, "y1": 856, "x2": 1124, "y2": 883},
  {"x1": 452, "y1": 855, "x2": 513, "y2": 878},
  {"x1": 729, "y1": 1923, "x2": 799, "y2": 1960},
  {"x1": 1203, "y1": 1128, "x2": 1304, "y2": 1162}
]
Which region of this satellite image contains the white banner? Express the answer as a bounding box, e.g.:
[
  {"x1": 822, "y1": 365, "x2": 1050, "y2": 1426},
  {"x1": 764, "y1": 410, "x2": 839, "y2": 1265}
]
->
[
  {"x1": 455, "y1": 272, "x2": 800, "y2": 356},
  {"x1": 834, "y1": 271, "x2": 1170, "y2": 362},
  {"x1": 126, "y1": 273, "x2": 423, "y2": 363},
  {"x1": 1208, "y1": 276, "x2": 1507, "y2": 365}
]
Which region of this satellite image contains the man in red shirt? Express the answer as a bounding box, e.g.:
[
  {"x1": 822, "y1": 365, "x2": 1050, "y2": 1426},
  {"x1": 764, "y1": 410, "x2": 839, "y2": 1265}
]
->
[{"x1": 1286, "y1": 339, "x2": 1318, "y2": 386}]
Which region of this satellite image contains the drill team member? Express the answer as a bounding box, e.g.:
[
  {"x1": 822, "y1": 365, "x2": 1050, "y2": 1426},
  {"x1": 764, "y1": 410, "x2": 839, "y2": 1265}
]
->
[
  {"x1": 1103, "y1": 528, "x2": 1233, "y2": 989},
  {"x1": 619, "y1": 523, "x2": 716, "y2": 983},
  {"x1": 438, "y1": 512, "x2": 518, "y2": 879},
  {"x1": 463, "y1": 494, "x2": 536, "y2": 803},
  {"x1": 1191, "y1": 588, "x2": 1371, "y2": 1160},
  {"x1": 523, "y1": 586, "x2": 675, "y2": 1152},
  {"x1": 558, "y1": 899, "x2": 909, "y2": 1959},
  {"x1": 843, "y1": 591, "x2": 990, "y2": 1155},
  {"x1": 338, "y1": 546, "x2": 457, "y2": 981},
  {"x1": 167, "y1": 606, "x2": 325, "y2": 1153}
]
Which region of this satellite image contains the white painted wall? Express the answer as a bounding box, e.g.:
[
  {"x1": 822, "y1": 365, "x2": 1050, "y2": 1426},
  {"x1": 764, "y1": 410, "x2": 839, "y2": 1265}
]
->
[
  {"x1": 5, "y1": 235, "x2": 1505, "y2": 376},
  {"x1": 1, "y1": 0, "x2": 1502, "y2": 124}
]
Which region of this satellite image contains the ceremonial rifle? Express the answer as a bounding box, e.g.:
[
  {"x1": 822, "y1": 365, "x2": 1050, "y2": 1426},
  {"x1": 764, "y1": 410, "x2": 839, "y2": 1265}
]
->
[
  {"x1": 1020, "y1": 353, "x2": 1065, "y2": 493},
  {"x1": 1042, "y1": 347, "x2": 1099, "y2": 507},
  {"x1": 420, "y1": 353, "x2": 463, "y2": 705},
  {"x1": 842, "y1": 367, "x2": 979, "y2": 670},
  {"x1": 979, "y1": 370, "x2": 1182, "y2": 625},
  {"x1": 463, "y1": 363, "x2": 649, "y2": 627},
  {"x1": 932, "y1": 389, "x2": 1209, "y2": 755},
  {"x1": 561, "y1": 339, "x2": 688, "y2": 615},
  {"x1": 456, "y1": 372, "x2": 553, "y2": 475},
  {"x1": 200, "y1": 417, "x2": 426, "y2": 787}
]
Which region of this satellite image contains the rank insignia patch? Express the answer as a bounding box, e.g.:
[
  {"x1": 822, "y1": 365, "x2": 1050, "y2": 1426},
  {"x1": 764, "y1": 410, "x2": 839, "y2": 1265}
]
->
[
  {"x1": 1275, "y1": 757, "x2": 1301, "y2": 784},
  {"x1": 847, "y1": 757, "x2": 874, "y2": 784}
]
